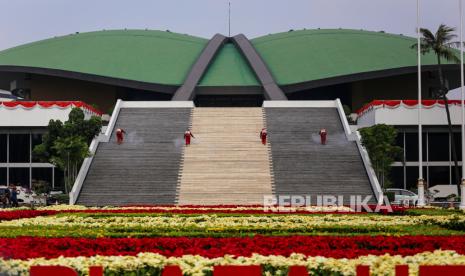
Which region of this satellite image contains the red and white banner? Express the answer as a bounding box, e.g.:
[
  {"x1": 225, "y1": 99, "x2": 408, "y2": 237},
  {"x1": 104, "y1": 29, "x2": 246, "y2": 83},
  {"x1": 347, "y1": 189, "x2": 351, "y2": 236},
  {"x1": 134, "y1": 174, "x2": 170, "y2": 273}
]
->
[
  {"x1": 0, "y1": 101, "x2": 102, "y2": 116},
  {"x1": 357, "y1": 100, "x2": 465, "y2": 116}
]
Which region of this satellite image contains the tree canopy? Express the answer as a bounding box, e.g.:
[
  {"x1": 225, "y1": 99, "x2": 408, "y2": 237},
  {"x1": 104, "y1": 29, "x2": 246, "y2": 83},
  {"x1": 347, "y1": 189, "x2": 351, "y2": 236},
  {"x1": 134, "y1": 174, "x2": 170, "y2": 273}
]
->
[
  {"x1": 360, "y1": 124, "x2": 403, "y2": 189},
  {"x1": 33, "y1": 108, "x2": 102, "y2": 192}
]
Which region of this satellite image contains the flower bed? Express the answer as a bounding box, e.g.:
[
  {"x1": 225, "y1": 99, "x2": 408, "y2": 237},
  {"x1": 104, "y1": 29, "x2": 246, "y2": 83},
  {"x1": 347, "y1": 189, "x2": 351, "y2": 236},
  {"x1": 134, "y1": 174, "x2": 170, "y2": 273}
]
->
[
  {"x1": 2, "y1": 236, "x2": 465, "y2": 260},
  {"x1": 2, "y1": 250, "x2": 465, "y2": 276},
  {"x1": 0, "y1": 206, "x2": 464, "y2": 275},
  {"x1": 0, "y1": 210, "x2": 58, "y2": 221},
  {"x1": 1, "y1": 212, "x2": 464, "y2": 238}
]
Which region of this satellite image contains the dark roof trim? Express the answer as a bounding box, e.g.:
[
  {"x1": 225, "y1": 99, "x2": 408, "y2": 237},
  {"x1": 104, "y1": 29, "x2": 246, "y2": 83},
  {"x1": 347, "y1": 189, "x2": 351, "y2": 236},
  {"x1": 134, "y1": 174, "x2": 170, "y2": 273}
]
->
[
  {"x1": 231, "y1": 34, "x2": 287, "y2": 101},
  {"x1": 282, "y1": 64, "x2": 461, "y2": 93},
  {"x1": 0, "y1": 64, "x2": 459, "y2": 96},
  {"x1": 172, "y1": 34, "x2": 228, "y2": 101},
  {"x1": 0, "y1": 65, "x2": 178, "y2": 94},
  {"x1": 196, "y1": 86, "x2": 263, "y2": 95}
]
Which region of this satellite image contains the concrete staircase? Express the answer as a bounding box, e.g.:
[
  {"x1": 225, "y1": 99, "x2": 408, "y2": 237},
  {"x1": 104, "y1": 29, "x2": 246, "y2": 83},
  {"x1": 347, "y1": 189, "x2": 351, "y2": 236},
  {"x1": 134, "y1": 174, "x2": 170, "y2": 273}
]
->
[
  {"x1": 264, "y1": 108, "x2": 375, "y2": 204},
  {"x1": 177, "y1": 108, "x2": 273, "y2": 205},
  {"x1": 77, "y1": 108, "x2": 191, "y2": 206}
]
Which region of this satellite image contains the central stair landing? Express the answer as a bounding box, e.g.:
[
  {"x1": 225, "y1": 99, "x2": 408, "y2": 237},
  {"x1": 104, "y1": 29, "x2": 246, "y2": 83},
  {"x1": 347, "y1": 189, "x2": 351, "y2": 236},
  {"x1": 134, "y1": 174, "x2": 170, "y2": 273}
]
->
[{"x1": 177, "y1": 108, "x2": 273, "y2": 205}]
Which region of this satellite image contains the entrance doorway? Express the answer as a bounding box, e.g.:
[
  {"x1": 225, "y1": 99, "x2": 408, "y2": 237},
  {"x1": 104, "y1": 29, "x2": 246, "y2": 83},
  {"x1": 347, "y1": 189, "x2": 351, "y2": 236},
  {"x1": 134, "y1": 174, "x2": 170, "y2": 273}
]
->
[{"x1": 194, "y1": 95, "x2": 264, "y2": 107}]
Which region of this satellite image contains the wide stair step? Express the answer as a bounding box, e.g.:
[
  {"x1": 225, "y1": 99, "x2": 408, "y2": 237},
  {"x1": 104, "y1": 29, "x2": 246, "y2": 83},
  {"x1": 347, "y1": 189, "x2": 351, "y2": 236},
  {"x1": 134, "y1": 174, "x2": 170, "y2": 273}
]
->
[
  {"x1": 177, "y1": 107, "x2": 274, "y2": 205},
  {"x1": 265, "y1": 107, "x2": 376, "y2": 204},
  {"x1": 76, "y1": 108, "x2": 192, "y2": 206}
]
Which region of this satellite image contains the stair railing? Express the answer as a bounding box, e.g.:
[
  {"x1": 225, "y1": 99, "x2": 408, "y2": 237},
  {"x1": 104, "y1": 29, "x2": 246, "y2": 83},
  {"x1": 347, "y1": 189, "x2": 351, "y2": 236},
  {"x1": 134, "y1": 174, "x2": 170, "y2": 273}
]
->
[
  {"x1": 335, "y1": 98, "x2": 383, "y2": 205},
  {"x1": 69, "y1": 99, "x2": 123, "y2": 204}
]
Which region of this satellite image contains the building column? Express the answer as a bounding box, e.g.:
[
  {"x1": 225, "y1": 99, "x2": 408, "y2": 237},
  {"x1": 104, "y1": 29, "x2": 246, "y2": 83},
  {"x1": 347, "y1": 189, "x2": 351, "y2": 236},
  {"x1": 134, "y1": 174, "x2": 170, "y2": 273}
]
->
[
  {"x1": 5, "y1": 134, "x2": 7, "y2": 185},
  {"x1": 417, "y1": 178, "x2": 426, "y2": 207},
  {"x1": 460, "y1": 179, "x2": 465, "y2": 210}
]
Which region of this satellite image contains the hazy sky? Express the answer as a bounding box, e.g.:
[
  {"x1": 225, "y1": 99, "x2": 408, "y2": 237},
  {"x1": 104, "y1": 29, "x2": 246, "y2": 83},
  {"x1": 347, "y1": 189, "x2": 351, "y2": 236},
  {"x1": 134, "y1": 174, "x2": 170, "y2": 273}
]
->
[{"x1": 0, "y1": 0, "x2": 463, "y2": 51}]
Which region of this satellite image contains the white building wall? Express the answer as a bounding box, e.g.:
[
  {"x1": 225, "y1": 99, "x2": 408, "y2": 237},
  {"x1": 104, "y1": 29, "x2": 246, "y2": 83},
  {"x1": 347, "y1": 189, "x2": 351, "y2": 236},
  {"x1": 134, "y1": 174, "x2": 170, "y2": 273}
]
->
[
  {"x1": 0, "y1": 102, "x2": 101, "y2": 127},
  {"x1": 357, "y1": 102, "x2": 465, "y2": 127}
]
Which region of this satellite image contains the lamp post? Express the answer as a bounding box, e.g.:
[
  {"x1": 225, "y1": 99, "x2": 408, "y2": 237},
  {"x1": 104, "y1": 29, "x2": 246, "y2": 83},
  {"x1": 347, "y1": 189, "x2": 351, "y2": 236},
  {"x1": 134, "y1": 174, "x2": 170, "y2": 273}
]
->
[{"x1": 417, "y1": 0, "x2": 426, "y2": 207}]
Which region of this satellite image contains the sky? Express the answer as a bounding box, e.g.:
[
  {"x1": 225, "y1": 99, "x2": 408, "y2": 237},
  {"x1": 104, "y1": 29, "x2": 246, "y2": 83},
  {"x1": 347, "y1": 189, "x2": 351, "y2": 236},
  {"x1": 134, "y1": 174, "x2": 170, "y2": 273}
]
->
[
  {"x1": 0, "y1": 0, "x2": 464, "y2": 97},
  {"x1": 0, "y1": 0, "x2": 463, "y2": 51}
]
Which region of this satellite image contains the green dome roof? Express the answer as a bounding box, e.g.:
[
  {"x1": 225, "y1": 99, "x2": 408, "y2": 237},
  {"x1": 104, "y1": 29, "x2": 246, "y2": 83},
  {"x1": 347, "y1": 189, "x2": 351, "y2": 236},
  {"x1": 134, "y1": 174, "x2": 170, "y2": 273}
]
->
[
  {"x1": 252, "y1": 29, "x2": 453, "y2": 86},
  {"x1": 0, "y1": 29, "x2": 208, "y2": 86},
  {"x1": 0, "y1": 28, "x2": 456, "y2": 89}
]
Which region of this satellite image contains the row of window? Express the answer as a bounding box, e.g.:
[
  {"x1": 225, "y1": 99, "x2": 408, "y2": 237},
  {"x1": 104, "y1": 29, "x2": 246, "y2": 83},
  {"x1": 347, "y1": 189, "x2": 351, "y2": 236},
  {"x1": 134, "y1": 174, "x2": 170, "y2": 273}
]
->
[
  {"x1": 390, "y1": 130, "x2": 463, "y2": 189},
  {"x1": 0, "y1": 133, "x2": 44, "y2": 163},
  {"x1": 0, "y1": 167, "x2": 63, "y2": 189},
  {"x1": 390, "y1": 166, "x2": 461, "y2": 190},
  {"x1": 395, "y1": 131, "x2": 462, "y2": 162}
]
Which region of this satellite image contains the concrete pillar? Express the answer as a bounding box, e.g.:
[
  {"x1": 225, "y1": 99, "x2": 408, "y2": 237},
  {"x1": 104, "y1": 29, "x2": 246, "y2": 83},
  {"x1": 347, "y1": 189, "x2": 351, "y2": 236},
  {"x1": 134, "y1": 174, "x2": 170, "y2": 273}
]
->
[
  {"x1": 460, "y1": 179, "x2": 465, "y2": 210},
  {"x1": 417, "y1": 178, "x2": 426, "y2": 207}
]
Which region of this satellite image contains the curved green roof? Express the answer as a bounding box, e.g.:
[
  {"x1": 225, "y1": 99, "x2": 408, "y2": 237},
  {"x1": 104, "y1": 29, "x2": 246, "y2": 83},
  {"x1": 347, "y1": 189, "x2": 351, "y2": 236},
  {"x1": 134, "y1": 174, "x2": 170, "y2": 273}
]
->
[
  {"x1": 252, "y1": 29, "x2": 454, "y2": 86},
  {"x1": 0, "y1": 29, "x2": 208, "y2": 86},
  {"x1": 0, "y1": 28, "x2": 457, "y2": 88},
  {"x1": 199, "y1": 43, "x2": 259, "y2": 86}
]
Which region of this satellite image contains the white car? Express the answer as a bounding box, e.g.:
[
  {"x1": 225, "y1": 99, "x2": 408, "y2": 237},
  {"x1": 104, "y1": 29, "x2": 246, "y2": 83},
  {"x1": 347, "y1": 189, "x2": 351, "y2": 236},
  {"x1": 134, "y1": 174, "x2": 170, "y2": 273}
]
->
[
  {"x1": 385, "y1": 188, "x2": 418, "y2": 206},
  {"x1": 0, "y1": 185, "x2": 40, "y2": 205}
]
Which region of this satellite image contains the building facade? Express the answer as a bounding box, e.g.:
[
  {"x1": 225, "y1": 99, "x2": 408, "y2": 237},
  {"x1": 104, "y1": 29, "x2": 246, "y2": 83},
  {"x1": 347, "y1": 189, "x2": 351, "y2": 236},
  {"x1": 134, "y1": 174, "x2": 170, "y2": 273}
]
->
[
  {"x1": 0, "y1": 101, "x2": 102, "y2": 189},
  {"x1": 357, "y1": 100, "x2": 464, "y2": 190}
]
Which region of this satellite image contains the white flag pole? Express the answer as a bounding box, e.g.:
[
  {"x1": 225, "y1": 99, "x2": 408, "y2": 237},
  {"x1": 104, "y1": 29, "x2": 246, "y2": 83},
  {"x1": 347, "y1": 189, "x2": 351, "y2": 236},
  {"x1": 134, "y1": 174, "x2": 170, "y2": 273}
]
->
[
  {"x1": 417, "y1": 0, "x2": 425, "y2": 207},
  {"x1": 459, "y1": 0, "x2": 465, "y2": 210}
]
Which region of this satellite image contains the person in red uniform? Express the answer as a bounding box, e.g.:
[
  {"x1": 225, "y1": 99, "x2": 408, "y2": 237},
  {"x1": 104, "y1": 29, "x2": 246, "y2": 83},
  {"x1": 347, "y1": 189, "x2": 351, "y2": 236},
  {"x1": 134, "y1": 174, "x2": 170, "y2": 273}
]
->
[
  {"x1": 260, "y1": 128, "x2": 268, "y2": 145},
  {"x1": 319, "y1": 128, "x2": 327, "y2": 145},
  {"x1": 184, "y1": 129, "x2": 195, "y2": 146},
  {"x1": 116, "y1": 128, "x2": 126, "y2": 145}
]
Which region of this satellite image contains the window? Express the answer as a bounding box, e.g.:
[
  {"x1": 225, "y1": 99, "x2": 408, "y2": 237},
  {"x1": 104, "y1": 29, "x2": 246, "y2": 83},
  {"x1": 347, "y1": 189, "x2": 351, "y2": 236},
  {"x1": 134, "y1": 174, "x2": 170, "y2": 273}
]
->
[
  {"x1": 428, "y1": 133, "x2": 449, "y2": 161},
  {"x1": 453, "y1": 133, "x2": 462, "y2": 161},
  {"x1": 389, "y1": 166, "x2": 404, "y2": 189},
  {"x1": 0, "y1": 168, "x2": 6, "y2": 186},
  {"x1": 429, "y1": 166, "x2": 450, "y2": 186},
  {"x1": 451, "y1": 166, "x2": 462, "y2": 186},
  {"x1": 394, "y1": 132, "x2": 404, "y2": 162},
  {"x1": 9, "y1": 168, "x2": 29, "y2": 188},
  {"x1": 31, "y1": 133, "x2": 43, "y2": 163},
  {"x1": 405, "y1": 166, "x2": 427, "y2": 191},
  {"x1": 405, "y1": 133, "x2": 426, "y2": 162},
  {"x1": 0, "y1": 134, "x2": 6, "y2": 163},
  {"x1": 406, "y1": 167, "x2": 419, "y2": 191},
  {"x1": 54, "y1": 168, "x2": 64, "y2": 190},
  {"x1": 401, "y1": 190, "x2": 415, "y2": 196},
  {"x1": 31, "y1": 168, "x2": 52, "y2": 190},
  {"x1": 9, "y1": 134, "x2": 30, "y2": 163}
]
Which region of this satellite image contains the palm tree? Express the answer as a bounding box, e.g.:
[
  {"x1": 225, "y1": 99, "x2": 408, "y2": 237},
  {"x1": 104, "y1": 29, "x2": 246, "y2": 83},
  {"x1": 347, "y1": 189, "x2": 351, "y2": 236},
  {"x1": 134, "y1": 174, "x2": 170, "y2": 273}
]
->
[{"x1": 411, "y1": 24, "x2": 461, "y2": 195}]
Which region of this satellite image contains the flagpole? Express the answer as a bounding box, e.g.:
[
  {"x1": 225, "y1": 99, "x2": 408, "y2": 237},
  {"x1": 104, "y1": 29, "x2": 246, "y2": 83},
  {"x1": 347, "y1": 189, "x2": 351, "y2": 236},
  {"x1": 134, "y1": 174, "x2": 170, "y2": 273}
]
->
[
  {"x1": 228, "y1": 2, "x2": 231, "y2": 37},
  {"x1": 417, "y1": 0, "x2": 426, "y2": 207},
  {"x1": 459, "y1": 0, "x2": 465, "y2": 210}
]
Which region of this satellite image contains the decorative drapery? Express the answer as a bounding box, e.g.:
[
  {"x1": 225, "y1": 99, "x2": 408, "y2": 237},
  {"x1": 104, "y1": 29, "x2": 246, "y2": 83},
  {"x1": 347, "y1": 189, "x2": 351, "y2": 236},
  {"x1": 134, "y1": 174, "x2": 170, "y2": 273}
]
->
[
  {"x1": 0, "y1": 101, "x2": 102, "y2": 116},
  {"x1": 357, "y1": 100, "x2": 465, "y2": 116}
]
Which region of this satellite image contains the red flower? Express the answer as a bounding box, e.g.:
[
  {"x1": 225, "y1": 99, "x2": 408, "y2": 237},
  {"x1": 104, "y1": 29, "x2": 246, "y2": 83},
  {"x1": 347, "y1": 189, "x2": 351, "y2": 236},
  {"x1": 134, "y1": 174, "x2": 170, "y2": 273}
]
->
[
  {"x1": 1, "y1": 236, "x2": 463, "y2": 260},
  {"x1": 0, "y1": 210, "x2": 57, "y2": 221}
]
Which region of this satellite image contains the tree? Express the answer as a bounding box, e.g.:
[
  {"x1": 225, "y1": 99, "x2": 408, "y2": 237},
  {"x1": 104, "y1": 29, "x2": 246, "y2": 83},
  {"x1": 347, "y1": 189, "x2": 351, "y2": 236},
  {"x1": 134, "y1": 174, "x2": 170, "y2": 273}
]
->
[
  {"x1": 51, "y1": 136, "x2": 90, "y2": 193},
  {"x1": 411, "y1": 24, "x2": 461, "y2": 194},
  {"x1": 32, "y1": 119, "x2": 63, "y2": 162},
  {"x1": 360, "y1": 124, "x2": 403, "y2": 189},
  {"x1": 33, "y1": 108, "x2": 102, "y2": 192}
]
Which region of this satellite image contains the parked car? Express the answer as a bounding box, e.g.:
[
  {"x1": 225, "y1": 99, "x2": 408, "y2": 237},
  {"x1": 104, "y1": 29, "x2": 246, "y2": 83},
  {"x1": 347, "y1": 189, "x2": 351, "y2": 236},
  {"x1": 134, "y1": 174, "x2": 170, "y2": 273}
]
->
[
  {"x1": 0, "y1": 185, "x2": 41, "y2": 205},
  {"x1": 385, "y1": 188, "x2": 418, "y2": 206}
]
